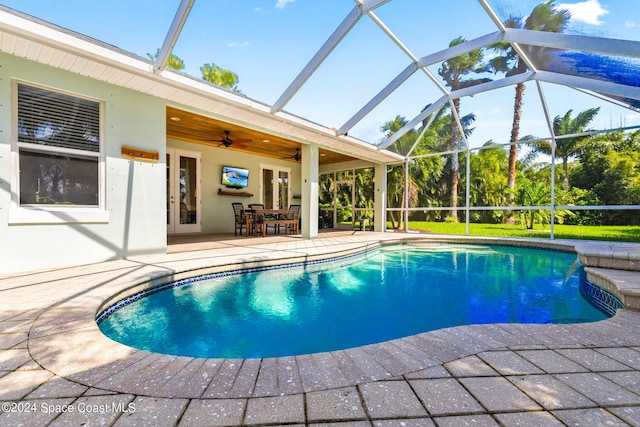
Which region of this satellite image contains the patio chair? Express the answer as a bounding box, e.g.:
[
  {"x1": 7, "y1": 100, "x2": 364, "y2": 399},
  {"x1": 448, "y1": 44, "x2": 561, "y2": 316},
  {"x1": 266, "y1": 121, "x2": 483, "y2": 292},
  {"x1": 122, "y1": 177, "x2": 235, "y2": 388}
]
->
[
  {"x1": 249, "y1": 203, "x2": 278, "y2": 234},
  {"x1": 288, "y1": 204, "x2": 301, "y2": 234},
  {"x1": 232, "y1": 202, "x2": 246, "y2": 236}
]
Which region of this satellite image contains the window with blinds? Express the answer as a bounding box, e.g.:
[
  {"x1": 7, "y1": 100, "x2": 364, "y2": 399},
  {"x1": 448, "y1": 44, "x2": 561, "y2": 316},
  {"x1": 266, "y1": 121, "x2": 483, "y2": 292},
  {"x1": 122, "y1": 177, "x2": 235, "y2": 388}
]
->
[{"x1": 17, "y1": 83, "x2": 101, "y2": 207}]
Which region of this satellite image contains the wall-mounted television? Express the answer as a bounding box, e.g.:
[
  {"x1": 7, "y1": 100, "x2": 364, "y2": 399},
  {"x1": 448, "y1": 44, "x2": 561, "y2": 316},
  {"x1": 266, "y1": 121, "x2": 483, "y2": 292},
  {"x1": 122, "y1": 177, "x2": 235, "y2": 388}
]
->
[{"x1": 221, "y1": 166, "x2": 249, "y2": 188}]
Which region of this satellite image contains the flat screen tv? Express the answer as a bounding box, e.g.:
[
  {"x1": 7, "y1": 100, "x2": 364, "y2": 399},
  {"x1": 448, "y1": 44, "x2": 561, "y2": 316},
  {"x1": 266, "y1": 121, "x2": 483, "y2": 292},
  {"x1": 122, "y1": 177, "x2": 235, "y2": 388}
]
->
[{"x1": 221, "y1": 166, "x2": 249, "y2": 189}]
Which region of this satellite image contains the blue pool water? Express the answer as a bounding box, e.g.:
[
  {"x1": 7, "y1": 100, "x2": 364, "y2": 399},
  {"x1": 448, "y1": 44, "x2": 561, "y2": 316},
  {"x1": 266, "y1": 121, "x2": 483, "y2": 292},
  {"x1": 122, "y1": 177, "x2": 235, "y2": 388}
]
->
[{"x1": 98, "y1": 244, "x2": 611, "y2": 359}]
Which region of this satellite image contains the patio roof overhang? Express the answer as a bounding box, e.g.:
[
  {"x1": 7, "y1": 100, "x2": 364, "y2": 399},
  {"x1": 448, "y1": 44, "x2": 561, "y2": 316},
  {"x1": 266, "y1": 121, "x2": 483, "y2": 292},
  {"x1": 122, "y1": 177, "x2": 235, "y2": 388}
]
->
[{"x1": 0, "y1": 5, "x2": 404, "y2": 166}]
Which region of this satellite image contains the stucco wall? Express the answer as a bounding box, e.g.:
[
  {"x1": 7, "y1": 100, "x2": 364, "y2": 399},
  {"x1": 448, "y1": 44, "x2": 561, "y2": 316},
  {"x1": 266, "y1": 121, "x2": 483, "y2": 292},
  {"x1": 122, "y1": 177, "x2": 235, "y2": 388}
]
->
[{"x1": 0, "y1": 53, "x2": 166, "y2": 274}]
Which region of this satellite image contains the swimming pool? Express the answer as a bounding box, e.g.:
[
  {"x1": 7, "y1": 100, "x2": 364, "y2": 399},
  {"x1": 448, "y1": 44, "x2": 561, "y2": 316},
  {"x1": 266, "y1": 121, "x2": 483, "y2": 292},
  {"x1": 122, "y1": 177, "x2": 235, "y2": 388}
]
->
[{"x1": 98, "y1": 243, "x2": 618, "y2": 359}]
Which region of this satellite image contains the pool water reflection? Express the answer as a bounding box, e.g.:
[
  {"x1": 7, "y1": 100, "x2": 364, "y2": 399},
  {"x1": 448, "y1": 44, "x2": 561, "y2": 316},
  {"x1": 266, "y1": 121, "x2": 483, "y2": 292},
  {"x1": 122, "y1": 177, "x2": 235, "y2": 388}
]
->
[{"x1": 98, "y1": 244, "x2": 609, "y2": 358}]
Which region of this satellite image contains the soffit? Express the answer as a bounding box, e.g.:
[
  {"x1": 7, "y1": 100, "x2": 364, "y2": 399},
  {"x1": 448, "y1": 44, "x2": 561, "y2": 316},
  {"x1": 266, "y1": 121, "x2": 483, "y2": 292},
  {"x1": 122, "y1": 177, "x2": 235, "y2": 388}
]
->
[{"x1": 166, "y1": 107, "x2": 357, "y2": 165}]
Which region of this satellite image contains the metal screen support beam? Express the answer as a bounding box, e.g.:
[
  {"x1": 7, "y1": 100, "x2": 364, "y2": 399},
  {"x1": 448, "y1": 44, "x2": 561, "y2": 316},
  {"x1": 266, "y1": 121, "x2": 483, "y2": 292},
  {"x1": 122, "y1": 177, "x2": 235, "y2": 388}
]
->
[
  {"x1": 338, "y1": 31, "x2": 502, "y2": 136},
  {"x1": 477, "y1": 0, "x2": 538, "y2": 73},
  {"x1": 450, "y1": 99, "x2": 469, "y2": 152},
  {"x1": 153, "y1": 0, "x2": 195, "y2": 73},
  {"x1": 404, "y1": 158, "x2": 409, "y2": 233},
  {"x1": 405, "y1": 105, "x2": 441, "y2": 158},
  {"x1": 378, "y1": 96, "x2": 448, "y2": 150},
  {"x1": 504, "y1": 28, "x2": 640, "y2": 59},
  {"x1": 536, "y1": 80, "x2": 556, "y2": 239},
  {"x1": 465, "y1": 149, "x2": 471, "y2": 236},
  {"x1": 338, "y1": 62, "x2": 417, "y2": 135},
  {"x1": 271, "y1": 0, "x2": 389, "y2": 114},
  {"x1": 378, "y1": 74, "x2": 533, "y2": 152},
  {"x1": 536, "y1": 71, "x2": 640, "y2": 103}
]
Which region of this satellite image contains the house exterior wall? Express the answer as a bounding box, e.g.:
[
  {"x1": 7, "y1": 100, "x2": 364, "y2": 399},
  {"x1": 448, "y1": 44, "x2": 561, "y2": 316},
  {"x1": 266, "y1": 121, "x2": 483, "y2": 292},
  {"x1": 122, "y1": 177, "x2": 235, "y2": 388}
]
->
[{"x1": 0, "y1": 53, "x2": 166, "y2": 274}]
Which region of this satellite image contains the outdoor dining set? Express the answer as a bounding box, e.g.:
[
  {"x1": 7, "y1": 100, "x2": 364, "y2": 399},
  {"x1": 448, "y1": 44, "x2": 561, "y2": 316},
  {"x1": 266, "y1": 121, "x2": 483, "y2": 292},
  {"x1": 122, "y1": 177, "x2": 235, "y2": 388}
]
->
[{"x1": 232, "y1": 202, "x2": 300, "y2": 237}]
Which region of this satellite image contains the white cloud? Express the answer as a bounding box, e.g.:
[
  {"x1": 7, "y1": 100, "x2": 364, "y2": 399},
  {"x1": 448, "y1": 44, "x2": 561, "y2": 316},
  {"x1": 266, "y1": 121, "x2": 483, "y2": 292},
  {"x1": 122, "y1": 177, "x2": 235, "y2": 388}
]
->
[
  {"x1": 226, "y1": 41, "x2": 251, "y2": 48},
  {"x1": 625, "y1": 20, "x2": 637, "y2": 28},
  {"x1": 626, "y1": 113, "x2": 640, "y2": 124},
  {"x1": 275, "y1": 0, "x2": 295, "y2": 9},
  {"x1": 475, "y1": 107, "x2": 502, "y2": 117},
  {"x1": 557, "y1": 0, "x2": 609, "y2": 25}
]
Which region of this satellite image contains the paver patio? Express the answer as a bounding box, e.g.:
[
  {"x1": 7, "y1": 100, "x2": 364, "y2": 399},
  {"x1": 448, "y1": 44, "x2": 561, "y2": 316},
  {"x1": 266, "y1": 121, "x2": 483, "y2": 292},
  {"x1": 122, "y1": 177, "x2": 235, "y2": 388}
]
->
[{"x1": 1, "y1": 231, "x2": 640, "y2": 426}]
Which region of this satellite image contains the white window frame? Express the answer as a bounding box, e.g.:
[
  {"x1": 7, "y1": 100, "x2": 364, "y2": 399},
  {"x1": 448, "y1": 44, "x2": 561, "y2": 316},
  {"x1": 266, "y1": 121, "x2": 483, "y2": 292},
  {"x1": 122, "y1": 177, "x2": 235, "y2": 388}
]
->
[{"x1": 8, "y1": 80, "x2": 108, "y2": 224}]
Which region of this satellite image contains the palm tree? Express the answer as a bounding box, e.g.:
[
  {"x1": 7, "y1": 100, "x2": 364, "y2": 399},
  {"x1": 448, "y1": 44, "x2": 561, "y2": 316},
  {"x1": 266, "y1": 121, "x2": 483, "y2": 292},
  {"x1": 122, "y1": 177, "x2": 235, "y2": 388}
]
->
[
  {"x1": 438, "y1": 37, "x2": 490, "y2": 221},
  {"x1": 469, "y1": 142, "x2": 508, "y2": 222},
  {"x1": 491, "y1": 1, "x2": 570, "y2": 222},
  {"x1": 531, "y1": 107, "x2": 600, "y2": 188},
  {"x1": 382, "y1": 114, "x2": 451, "y2": 228},
  {"x1": 516, "y1": 180, "x2": 552, "y2": 229},
  {"x1": 200, "y1": 63, "x2": 240, "y2": 92},
  {"x1": 382, "y1": 116, "x2": 419, "y2": 229}
]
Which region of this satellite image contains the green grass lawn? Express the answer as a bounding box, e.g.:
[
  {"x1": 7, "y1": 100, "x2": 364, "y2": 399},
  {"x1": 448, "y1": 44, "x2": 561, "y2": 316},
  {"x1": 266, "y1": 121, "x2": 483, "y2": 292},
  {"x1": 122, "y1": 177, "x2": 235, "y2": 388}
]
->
[{"x1": 391, "y1": 222, "x2": 640, "y2": 243}]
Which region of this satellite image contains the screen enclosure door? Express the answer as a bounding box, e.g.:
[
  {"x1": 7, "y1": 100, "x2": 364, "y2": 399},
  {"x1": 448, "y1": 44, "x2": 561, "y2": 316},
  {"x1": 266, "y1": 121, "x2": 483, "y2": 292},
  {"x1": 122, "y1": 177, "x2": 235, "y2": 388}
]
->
[{"x1": 167, "y1": 148, "x2": 201, "y2": 234}]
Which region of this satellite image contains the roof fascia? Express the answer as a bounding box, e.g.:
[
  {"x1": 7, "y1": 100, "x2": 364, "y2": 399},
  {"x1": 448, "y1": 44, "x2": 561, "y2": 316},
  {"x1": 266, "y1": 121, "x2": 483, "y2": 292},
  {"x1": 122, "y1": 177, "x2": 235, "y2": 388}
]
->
[{"x1": 0, "y1": 7, "x2": 151, "y2": 72}]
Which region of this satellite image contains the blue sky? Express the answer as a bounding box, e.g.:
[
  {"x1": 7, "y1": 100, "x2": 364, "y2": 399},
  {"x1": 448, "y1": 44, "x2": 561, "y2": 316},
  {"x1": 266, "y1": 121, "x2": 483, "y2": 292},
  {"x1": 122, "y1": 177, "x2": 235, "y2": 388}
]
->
[{"x1": 3, "y1": 0, "x2": 639, "y2": 149}]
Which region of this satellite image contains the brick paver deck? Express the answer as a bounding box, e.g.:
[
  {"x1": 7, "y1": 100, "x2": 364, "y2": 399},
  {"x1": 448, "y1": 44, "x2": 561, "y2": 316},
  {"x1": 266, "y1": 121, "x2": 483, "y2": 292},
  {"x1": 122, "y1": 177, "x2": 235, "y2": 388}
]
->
[{"x1": 2, "y1": 232, "x2": 640, "y2": 426}]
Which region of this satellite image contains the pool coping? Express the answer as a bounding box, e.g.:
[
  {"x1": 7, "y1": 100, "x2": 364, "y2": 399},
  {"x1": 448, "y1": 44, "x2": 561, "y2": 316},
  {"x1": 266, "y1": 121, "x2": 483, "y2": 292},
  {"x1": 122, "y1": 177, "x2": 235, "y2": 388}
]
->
[{"x1": 26, "y1": 234, "x2": 640, "y2": 399}]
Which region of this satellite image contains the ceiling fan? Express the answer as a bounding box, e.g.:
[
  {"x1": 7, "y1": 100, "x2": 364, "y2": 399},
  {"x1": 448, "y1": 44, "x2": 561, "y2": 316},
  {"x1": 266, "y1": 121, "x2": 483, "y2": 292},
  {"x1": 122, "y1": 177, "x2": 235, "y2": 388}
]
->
[
  {"x1": 212, "y1": 130, "x2": 252, "y2": 148},
  {"x1": 282, "y1": 148, "x2": 301, "y2": 162}
]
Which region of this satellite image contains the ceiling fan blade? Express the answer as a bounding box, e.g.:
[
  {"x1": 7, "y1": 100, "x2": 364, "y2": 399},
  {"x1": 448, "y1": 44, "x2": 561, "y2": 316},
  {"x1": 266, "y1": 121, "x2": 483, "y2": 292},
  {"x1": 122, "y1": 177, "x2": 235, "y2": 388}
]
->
[{"x1": 232, "y1": 138, "x2": 252, "y2": 144}]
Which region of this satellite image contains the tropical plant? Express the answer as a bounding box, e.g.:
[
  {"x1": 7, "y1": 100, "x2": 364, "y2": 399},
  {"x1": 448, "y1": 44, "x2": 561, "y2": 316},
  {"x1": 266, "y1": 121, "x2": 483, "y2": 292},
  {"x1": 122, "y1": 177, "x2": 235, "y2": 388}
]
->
[
  {"x1": 529, "y1": 107, "x2": 600, "y2": 188},
  {"x1": 201, "y1": 63, "x2": 240, "y2": 92},
  {"x1": 468, "y1": 142, "x2": 508, "y2": 223},
  {"x1": 382, "y1": 111, "x2": 455, "y2": 228},
  {"x1": 516, "y1": 180, "x2": 551, "y2": 229},
  {"x1": 438, "y1": 37, "x2": 490, "y2": 221},
  {"x1": 490, "y1": 1, "x2": 570, "y2": 221},
  {"x1": 146, "y1": 49, "x2": 186, "y2": 70},
  {"x1": 354, "y1": 168, "x2": 374, "y2": 210},
  {"x1": 572, "y1": 130, "x2": 640, "y2": 225},
  {"x1": 383, "y1": 116, "x2": 420, "y2": 229}
]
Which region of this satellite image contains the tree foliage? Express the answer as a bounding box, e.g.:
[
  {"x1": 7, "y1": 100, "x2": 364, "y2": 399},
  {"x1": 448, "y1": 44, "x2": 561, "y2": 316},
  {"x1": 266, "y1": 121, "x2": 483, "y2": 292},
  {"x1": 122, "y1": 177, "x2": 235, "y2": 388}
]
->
[
  {"x1": 529, "y1": 107, "x2": 600, "y2": 188},
  {"x1": 147, "y1": 49, "x2": 186, "y2": 70},
  {"x1": 438, "y1": 37, "x2": 490, "y2": 221},
  {"x1": 200, "y1": 63, "x2": 241, "y2": 92},
  {"x1": 490, "y1": 1, "x2": 570, "y2": 222}
]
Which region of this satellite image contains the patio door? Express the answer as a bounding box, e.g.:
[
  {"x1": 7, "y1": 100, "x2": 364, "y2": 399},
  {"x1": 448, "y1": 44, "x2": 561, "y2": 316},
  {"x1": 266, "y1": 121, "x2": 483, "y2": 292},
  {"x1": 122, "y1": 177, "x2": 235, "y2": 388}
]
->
[
  {"x1": 167, "y1": 148, "x2": 201, "y2": 234},
  {"x1": 261, "y1": 165, "x2": 290, "y2": 209}
]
